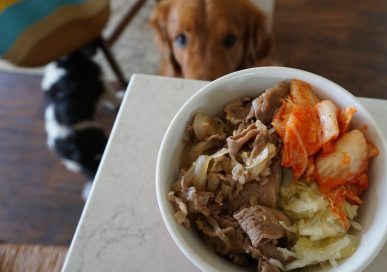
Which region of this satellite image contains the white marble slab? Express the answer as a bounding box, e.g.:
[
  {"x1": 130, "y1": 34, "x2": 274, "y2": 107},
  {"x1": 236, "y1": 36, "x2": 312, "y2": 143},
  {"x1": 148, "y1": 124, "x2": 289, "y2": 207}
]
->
[{"x1": 62, "y1": 74, "x2": 387, "y2": 272}]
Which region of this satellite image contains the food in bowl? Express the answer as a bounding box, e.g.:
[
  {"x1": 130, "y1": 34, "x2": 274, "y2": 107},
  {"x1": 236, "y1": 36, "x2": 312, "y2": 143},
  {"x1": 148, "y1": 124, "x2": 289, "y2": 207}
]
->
[{"x1": 167, "y1": 79, "x2": 378, "y2": 271}]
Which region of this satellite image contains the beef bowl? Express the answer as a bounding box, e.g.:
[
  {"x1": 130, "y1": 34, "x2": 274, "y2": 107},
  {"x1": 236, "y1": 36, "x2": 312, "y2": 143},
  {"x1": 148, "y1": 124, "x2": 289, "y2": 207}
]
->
[{"x1": 155, "y1": 67, "x2": 387, "y2": 272}]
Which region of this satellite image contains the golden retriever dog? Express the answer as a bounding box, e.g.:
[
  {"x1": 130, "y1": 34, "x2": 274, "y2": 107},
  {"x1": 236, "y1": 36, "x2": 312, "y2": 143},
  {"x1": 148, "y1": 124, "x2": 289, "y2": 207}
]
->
[{"x1": 150, "y1": 0, "x2": 272, "y2": 80}]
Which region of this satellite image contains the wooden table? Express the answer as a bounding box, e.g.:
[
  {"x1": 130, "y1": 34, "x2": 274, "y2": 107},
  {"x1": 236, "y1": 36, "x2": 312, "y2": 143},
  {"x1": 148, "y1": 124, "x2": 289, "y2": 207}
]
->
[{"x1": 274, "y1": 0, "x2": 387, "y2": 99}]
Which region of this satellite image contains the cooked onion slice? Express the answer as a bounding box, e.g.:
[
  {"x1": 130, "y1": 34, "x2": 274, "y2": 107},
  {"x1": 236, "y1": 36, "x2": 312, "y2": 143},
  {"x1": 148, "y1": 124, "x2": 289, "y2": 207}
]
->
[
  {"x1": 184, "y1": 148, "x2": 229, "y2": 191},
  {"x1": 193, "y1": 113, "x2": 222, "y2": 140},
  {"x1": 207, "y1": 216, "x2": 232, "y2": 254},
  {"x1": 246, "y1": 143, "x2": 277, "y2": 179}
]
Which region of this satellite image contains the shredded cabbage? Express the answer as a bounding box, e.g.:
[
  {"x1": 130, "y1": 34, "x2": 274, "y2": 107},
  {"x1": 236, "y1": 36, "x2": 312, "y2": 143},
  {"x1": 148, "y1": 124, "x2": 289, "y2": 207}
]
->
[
  {"x1": 282, "y1": 182, "x2": 327, "y2": 219},
  {"x1": 296, "y1": 211, "x2": 347, "y2": 241},
  {"x1": 282, "y1": 182, "x2": 348, "y2": 240},
  {"x1": 281, "y1": 181, "x2": 360, "y2": 269},
  {"x1": 283, "y1": 235, "x2": 359, "y2": 271}
]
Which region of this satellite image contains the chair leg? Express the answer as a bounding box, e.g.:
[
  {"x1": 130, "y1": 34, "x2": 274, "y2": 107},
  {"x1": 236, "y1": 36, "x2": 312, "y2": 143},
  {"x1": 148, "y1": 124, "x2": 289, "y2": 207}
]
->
[
  {"x1": 106, "y1": 0, "x2": 148, "y2": 47},
  {"x1": 97, "y1": 0, "x2": 150, "y2": 90},
  {"x1": 96, "y1": 36, "x2": 128, "y2": 90}
]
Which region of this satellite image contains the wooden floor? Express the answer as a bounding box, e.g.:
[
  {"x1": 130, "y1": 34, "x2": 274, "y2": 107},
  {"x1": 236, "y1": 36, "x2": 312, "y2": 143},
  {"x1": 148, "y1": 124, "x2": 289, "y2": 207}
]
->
[{"x1": 0, "y1": 72, "x2": 116, "y2": 245}]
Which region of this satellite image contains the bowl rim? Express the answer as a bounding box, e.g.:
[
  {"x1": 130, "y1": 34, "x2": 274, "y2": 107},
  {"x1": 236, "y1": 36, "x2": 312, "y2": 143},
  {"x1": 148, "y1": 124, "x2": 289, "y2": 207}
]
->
[{"x1": 155, "y1": 66, "x2": 387, "y2": 272}]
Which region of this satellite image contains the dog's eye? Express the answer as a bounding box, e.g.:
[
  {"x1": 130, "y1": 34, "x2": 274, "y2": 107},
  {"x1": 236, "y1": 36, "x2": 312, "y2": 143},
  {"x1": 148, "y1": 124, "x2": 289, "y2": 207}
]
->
[
  {"x1": 175, "y1": 34, "x2": 188, "y2": 48},
  {"x1": 223, "y1": 34, "x2": 237, "y2": 48}
]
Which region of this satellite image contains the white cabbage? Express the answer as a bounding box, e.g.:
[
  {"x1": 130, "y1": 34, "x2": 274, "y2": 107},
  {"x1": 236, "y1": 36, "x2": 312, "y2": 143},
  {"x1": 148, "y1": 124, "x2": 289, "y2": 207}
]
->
[
  {"x1": 282, "y1": 182, "x2": 327, "y2": 219},
  {"x1": 282, "y1": 182, "x2": 359, "y2": 240},
  {"x1": 296, "y1": 210, "x2": 346, "y2": 241},
  {"x1": 344, "y1": 202, "x2": 359, "y2": 220},
  {"x1": 281, "y1": 181, "x2": 360, "y2": 269},
  {"x1": 317, "y1": 100, "x2": 339, "y2": 144},
  {"x1": 290, "y1": 79, "x2": 320, "y2": 106},
  {"x1": 284, "y1": 235, "x2": 359, "y2": 271},
  {"x1": 316, "y1": 129, "x2": 368, "y2": 184}
]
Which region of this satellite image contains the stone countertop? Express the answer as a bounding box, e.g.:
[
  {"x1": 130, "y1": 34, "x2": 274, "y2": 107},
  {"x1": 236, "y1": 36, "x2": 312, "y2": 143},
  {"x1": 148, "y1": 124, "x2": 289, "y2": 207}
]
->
[{"x1": 62, "y1": 74, "x2": 387, "y2": 272}]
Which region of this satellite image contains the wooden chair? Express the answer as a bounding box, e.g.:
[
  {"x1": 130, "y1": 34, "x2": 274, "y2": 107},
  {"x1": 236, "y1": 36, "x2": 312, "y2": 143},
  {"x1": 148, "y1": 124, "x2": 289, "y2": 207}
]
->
[
  {"x1": 0, "y1": 244, "x2": 68, "y2": 272},
  {"x1": 98, "y1": 0, "x2": 148, "y2": 89},
  {"x1": 0, "y1": 0, "x2": 148, "y2": 90}
]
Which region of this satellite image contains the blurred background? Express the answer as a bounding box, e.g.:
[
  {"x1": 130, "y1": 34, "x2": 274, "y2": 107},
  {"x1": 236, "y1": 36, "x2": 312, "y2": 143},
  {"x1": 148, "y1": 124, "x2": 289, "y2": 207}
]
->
[{"x1": 0, "y1": 0, "x2": 386, "y2": 270}]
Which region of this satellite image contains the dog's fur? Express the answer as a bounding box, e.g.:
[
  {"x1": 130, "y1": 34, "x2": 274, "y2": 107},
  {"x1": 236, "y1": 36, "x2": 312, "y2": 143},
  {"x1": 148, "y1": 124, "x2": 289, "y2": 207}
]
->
[
  {"x1": 42, "y1": 45, "x2": 122, "y2": 199},
  {"x1": 150, "y1": 0, "x2": 272, "y2": 80}
]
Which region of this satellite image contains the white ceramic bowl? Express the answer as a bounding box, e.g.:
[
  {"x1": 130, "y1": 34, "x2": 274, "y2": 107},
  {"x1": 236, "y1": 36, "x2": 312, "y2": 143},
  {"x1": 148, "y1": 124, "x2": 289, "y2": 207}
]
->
[{"x1": 156, "y1": 67, "x2": 387, "y2": 272}]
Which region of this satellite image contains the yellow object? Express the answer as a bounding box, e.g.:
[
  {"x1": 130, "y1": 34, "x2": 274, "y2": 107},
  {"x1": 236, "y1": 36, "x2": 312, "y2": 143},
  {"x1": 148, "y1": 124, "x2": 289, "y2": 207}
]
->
[
  {"x1": 0, "y1": 0, "x2": 110, "y2": 67},
  {"x1": 0, "y1": 0, "x2": 20, "y2": 13}
]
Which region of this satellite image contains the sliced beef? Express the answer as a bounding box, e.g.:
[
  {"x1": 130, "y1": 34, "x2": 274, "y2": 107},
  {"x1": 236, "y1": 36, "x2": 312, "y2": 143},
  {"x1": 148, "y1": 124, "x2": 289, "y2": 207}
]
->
[
  {"x1": 227, "y1": 162, "x2": 281, "y2": 212},
  {"x1": 233, "y1": 205, "x2": 294, "y2": 248},
  {"x1": 246, "y1": 81, "x2": 290, "y2": 125},
  {"x1": 227, "y1": 123, "x2": 259, "y2": 157},
  {"x1": 250, "y1": 126, "x2": 281, "y2": 160},
  {"x1": 168, "y1": 192, "x2": 189, "y2": 227},
  {"x1": 226, "y1": 182, "x2": 261, "y2": 212},
  {"x1": 210, "y1": 155, "x2": 232, "y2": 173},
  {"x1": 184, "y1": 187, "x2": 214, "y2": 215},
  {"x1": 186, "y1": 139, "x2": 223, "y2": 166},
  {"x1": 216, "y1": 215, "x2": 249, "y2": 254},
  {"x1": 207, "y1": 172, "x2": 236, "y2": 195},
  {"x1": 258, "y1": 243, "x2": 289, "y2": 263},
  {"x1": 248, "y1": 243, "x2": 295, "y2": 268},
  {"x1": 227, "y1": 120, "x2": 280, "y2": 160},
  {"x1": 207, "y1": 172, "x2": 223, "y2": 192},
  {"x1": 256, "y1": 160, "x2": 281, "y2": 208},
  {"x1": 229, "y1": 253, "x2": 250, "y2": 267},
  {"x1": 224, "y1": 97, "x2": 252, "y2": 125},
  {"x1": 249, "y1": 120, "x2": 270, "y2": 158},
  {"x1": 215, "y1": 214, "x2": 240, "y2": 228},
  {"x1": 258, "y1": 257, "x2": 282, "y2": 272},
  {"x1": 196, "y1": 215, "x2": 249, "y2": 256},
  {"x1": 170, "y1": 82, "x2": 298, "y2": 271}
]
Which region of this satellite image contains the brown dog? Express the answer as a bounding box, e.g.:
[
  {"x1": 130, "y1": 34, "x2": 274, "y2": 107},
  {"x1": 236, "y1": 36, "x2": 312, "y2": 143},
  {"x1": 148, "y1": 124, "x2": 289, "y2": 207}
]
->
[{"x1": 150, "y1": 0, "x2": 272, "y2": 80}]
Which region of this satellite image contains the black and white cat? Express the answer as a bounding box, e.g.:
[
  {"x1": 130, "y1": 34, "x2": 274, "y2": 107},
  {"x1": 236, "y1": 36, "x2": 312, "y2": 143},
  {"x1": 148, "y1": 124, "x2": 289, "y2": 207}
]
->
[{"x1": 41, "y1": 44, "x2": 123, "y2": 200}]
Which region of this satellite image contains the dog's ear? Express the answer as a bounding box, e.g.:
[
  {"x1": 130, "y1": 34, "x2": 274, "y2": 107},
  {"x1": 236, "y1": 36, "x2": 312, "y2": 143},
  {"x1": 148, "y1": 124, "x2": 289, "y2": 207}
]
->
[
  {"x1": 149, "y1": 0, "x2": 180, "y2": 76},
  {"x1": 242, "y1": 2, "x2": 272, "y2": 67}
]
